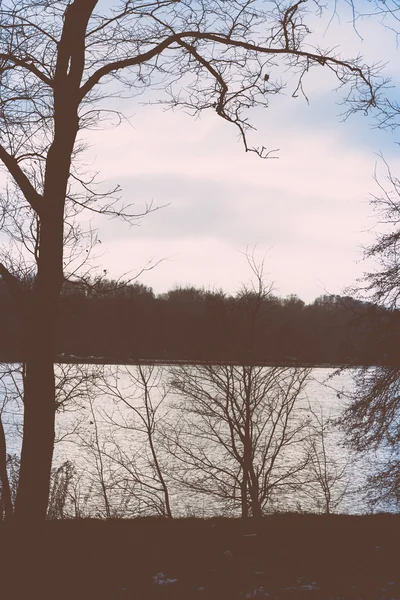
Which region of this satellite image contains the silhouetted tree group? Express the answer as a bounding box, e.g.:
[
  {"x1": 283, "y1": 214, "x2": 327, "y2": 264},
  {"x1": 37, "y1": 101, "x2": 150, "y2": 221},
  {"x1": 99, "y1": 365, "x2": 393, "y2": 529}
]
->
[{"x1": 0, "y1": 278, "x2": 397, "y2": 366}]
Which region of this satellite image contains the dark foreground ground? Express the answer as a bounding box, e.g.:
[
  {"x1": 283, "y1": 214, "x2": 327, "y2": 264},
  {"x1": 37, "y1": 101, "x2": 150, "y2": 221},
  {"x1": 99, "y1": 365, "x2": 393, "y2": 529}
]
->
[{"x1": 0, "y1": 514, "x2": 398, "y2": 600}]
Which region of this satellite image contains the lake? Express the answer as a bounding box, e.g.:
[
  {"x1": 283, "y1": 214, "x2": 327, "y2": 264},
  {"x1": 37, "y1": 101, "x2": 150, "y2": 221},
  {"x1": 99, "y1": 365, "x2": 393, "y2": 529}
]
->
[{"x1": 0, "y1": 364, "x2": 394, "y2": 517}]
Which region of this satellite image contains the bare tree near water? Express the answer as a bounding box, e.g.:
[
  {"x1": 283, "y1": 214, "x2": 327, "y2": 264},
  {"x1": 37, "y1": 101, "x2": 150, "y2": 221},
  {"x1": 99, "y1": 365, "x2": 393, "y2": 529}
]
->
[
  {"x1": 302, "y1": 402, "x2": 357, "y2": 514},
  {"x1": 50, "y1": 363, "x2": 363, "y2": 518},
  {"x1": 342, "y1": 160, "x2": 400, "y2": 510},
  {"x1": 68, "y1": 365, "x2": 173, "y2": 517},
  {"x1": 165, "y1": 363, "x2": 311, "y2": 517},
  {"x1": 161, "y1": 254, "x2": 311, "y2": 518},
  {"x1": 94, "y1": 364, "x2": 173, "y2": 517},
  {"x1": 341, "y1": 366, "x2": 400, "y2": 509},
  {"x1": 0, "y1": 362, "x2": 107, "y2": 519}
]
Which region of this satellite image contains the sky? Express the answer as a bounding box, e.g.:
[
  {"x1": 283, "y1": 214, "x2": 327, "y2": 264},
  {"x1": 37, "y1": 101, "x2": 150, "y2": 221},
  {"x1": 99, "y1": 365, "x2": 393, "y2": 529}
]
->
[{"x1": 82, "y1": 2, "x2": 400, "y2": 304}]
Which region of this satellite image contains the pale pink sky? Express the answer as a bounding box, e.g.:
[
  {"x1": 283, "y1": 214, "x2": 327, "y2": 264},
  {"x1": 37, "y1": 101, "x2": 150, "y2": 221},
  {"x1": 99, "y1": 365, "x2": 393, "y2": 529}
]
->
[{"x1": 55, "y1": 5, "x2": 400, "y2": 301}]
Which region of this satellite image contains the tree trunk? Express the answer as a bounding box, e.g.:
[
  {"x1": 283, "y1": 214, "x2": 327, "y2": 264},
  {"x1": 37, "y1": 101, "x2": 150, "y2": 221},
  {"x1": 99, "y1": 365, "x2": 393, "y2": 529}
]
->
[
  {"x1": 242, "y1": 366, "x2": 252, "y2": 519},
  {"x1": 248, "y1": 474, "x2": 262, "y2": 519},
  {"x1": 14, "y1": 215, "x2": 63, "y2": 522},
  {"x1": 3, "y1": 0, "x2": 98, "y2": 523},
  {"x1": 241, "y1": 475, "x2": 248, "y2": 519},
  {"x1": 14, "y1": 356, "x2": 56, "y2": 521}
]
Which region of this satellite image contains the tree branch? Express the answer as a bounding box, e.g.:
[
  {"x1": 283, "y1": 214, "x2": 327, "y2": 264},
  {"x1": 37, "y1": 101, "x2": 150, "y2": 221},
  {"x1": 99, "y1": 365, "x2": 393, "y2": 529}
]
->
[
  {"x1": 0, "y1": 145, "x2": 43, "y2": 214},
  {"x1": 79, "y1": 34, "x2": 179, "y2": 100},
  {"x1": 79, "y1": 30, "x2": 376, "y2": 105},
  {"x1": 0, "y1": 53, "x2": 53, "y2": 87}
]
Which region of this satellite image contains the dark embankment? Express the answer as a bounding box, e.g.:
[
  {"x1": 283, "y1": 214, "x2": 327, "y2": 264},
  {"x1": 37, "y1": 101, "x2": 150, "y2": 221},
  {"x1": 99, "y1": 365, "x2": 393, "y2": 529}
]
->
[{"x1": 0, "y1": 514, "x2": 399, "y2": 600}]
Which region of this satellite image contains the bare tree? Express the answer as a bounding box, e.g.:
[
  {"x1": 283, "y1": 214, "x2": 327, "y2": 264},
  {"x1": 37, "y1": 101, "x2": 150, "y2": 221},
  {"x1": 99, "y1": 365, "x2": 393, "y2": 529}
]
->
[
  {"x1": 90, "y1": 364, "x2": 173, "y2": 517},
  {"x1": 340, "y1": 366, "x2": 400, "y2": 509},
  {"x1": 84, "y1": 398, "x2": 117, "y2": 518},
  {"x1": 302, "y1": 402, "x2": 356, "y2": 514},
  {"x1": 68, "y1": 389, "x2": 133, "y2": 518},
  {"x1": 162, "y1": 252, "x2": 316, "y2": 518},
  {"x1": 0, "y1": 364, "x2": 23, "y2": 521},
  {"x1": 46, "y1": 460, "x2": 76, "y2": 519},
  {"x1": 236, "y1": 249, "x2": 274, "y2": 364},
  {"x1": 0, "y1": 0, "x2": 383, "y2": 521},
  {"x1": 0, "y1": 361, "x2": 107, "y2": 518},
  {"x1": 167, "y1": 364, "x2": 311, "y2": 517},
  {"x1": 341, "y1": 158, "x2": 400, "y2": 508},
  {"x1": 357, "y1": 159, "x2": 400, "y2": 310}
]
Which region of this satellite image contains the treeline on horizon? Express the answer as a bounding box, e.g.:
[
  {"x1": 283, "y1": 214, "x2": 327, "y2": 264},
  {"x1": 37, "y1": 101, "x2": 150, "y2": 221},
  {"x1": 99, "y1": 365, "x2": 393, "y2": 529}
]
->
[{"x1": 1, "y1": 278, "x2": 399, "y2": 365}]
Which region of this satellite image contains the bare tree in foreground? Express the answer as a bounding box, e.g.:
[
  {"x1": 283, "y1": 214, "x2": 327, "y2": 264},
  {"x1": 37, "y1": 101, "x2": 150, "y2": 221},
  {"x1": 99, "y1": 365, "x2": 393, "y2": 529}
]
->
[
  {"x1": 48, "y1": 364, "x2": 172, "y2": 518},
  {"x1": 341, "y1": 366, "x2": 400, "y2": 509},
  {"x1": 303, "y1": 403, "x2": 356, "y2": 514},
  {"x1": 77, "y1": 365, "x2": 173, "y2": 517},
  {"x1": 0, "y1": 0, "x2": 385, "y2": 521},
  {"x1": 166, "y1": 364, "x2": 311, "y2": 518}
]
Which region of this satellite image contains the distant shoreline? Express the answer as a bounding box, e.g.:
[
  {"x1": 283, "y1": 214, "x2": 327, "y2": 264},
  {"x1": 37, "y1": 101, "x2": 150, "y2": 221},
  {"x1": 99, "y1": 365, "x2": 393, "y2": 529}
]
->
[{"x1": 0, "y1": 355, "x2": 364, "y2": 368}]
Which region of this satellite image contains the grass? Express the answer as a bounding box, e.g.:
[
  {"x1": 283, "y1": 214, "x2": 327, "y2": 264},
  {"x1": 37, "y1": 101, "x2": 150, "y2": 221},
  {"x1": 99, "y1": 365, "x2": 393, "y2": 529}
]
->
[{"x1": 0, "y1": 514, "x2": 399, "y2": 599}]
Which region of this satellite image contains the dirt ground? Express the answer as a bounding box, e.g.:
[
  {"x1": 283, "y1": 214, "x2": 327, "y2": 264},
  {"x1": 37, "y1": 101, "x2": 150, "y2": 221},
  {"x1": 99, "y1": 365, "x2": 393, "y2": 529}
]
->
[{"x1": 0, "y1": 514, "x2": 398, "y2": 600}]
